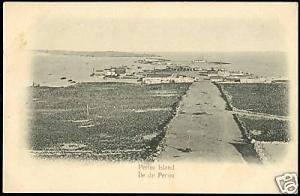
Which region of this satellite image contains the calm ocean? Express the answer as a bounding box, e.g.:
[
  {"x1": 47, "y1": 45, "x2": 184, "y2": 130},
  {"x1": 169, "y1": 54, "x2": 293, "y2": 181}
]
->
[{"x1": 30, "y1": 51, "x2": 287, "y2": 87}]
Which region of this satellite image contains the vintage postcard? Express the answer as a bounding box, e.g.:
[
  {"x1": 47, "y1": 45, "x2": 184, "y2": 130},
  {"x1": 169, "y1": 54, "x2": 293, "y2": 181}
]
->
[{"x1": 3, "y1": 2, "x2": 298, "y2": 193}]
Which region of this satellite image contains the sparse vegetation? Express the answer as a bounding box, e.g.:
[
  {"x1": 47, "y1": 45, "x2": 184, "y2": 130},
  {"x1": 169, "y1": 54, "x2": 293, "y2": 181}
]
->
[
  {"x1": 29, "y1": 82, "x2": 191, "y2": 161},
  {"x1": 220, "y1": 83, "x2": 289, "y2": 116},
  {"x1": 236, "y1": 115, "x2": 290, "y2": 142}
]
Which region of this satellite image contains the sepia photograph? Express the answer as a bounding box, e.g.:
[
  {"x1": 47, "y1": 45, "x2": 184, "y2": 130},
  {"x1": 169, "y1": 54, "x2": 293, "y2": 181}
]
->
[{"x1": 3, "y1": 2, "x2": 298, "y2": 193}]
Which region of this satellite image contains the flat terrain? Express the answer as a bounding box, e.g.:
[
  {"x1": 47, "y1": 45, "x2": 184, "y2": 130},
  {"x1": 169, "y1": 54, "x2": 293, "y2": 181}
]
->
[
  {"x1": 220, "y1": 83, "x2": 289, "y2": 116},
  {"x1": 28, "y1": 82, "x2": 191, "y2": 161},
  {"x1": 159, "y1": 80, "x2": 258, "y2": 163},
  {"x1": 262, "y1": 143, "x2": 288, "y2": 163},
  {"x1": 236, "y1": 115, "x2": 290, "y2": 142},
  {"x1": 217, "y1": 82, "x2": 290, "y2": 163}
]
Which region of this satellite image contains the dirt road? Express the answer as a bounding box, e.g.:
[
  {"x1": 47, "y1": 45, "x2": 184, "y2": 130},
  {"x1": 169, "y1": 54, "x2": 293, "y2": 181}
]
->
[{"x1": 159, "y1": 80, "x2": 259, "y2": 163}]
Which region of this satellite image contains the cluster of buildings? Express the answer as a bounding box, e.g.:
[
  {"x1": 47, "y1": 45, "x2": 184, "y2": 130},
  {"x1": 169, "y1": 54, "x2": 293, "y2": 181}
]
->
[
  {"x1": 135, "y1": 58, "x2": 172, "y2": 65},
  {"x1": 141, "y1": 73, "x2": 194, "y2": 84},
  {"x1": 89, "y1": 64, "x2": 287, "y2": 85},
  {"x1": 90, "y1": 66, "x2": 129, "y2": 78},
  {"x1": 90, "y1": 66, "x2": 195, "y2": 84},
  {"x1": 165, "y1": 65, "x2": 197, "y2": 71},
  {"x1": 199, "y1": 68, "x2": 270, "y2": 83}
]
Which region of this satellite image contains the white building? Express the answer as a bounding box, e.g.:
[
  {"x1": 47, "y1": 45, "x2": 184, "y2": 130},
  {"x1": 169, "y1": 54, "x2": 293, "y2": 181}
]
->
[
  {"x1": 240, "y1": 78, "x2": 268, "y2": 83},
  {"x1": 217, "y1": 70, "x2": 231, "y2": 77},
  {"x1": 207, "y1": 73, "x2": 219, "y2": 77},
  {"x1": 229, "y1": 72, "x2": 244, "y2": 77},
  {"x1": 173, "y1": 75, "x2": 195, "y2": 83},
  {"x1": 142, "y1": 75, "x2": 194, "y2": 84},
  {"x1": 209, "y1": 75, "x2": 224, "y2": 82}
]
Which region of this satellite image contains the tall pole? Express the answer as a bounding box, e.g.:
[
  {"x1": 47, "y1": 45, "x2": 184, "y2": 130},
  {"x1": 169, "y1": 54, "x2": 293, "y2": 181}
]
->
[
  {"x1": 86, "y1": 104, "x2": 89, "y2": 119},
  {"x1": 186, "y1": 130, "x2": 191, "y2": 150}
]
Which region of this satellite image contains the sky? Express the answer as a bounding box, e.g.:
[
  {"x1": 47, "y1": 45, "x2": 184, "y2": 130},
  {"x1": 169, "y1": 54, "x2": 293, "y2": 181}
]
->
[{"x1": 21, "y1": 3, "x2": 296, "y2": 52}]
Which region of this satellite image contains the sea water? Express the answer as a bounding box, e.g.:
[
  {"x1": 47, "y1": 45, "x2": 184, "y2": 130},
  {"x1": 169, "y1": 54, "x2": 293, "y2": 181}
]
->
[
  {"x1": 30, "y1": 51, "x2": 288, "y2": 87},
  {"x1": 155, "y1": 51, "x2": 288, "y2": 78}
]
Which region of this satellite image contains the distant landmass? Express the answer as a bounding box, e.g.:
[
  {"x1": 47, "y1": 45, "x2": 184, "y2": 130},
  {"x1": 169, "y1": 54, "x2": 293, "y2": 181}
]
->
[{"x1": 33, "y1": 50, "x2": 160, "y2": 57}]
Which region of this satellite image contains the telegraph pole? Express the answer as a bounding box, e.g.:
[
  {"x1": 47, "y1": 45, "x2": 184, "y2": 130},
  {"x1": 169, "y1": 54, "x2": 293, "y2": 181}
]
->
[{"x1": 86, "y1": 104, "x2": 89, "y2": 119}]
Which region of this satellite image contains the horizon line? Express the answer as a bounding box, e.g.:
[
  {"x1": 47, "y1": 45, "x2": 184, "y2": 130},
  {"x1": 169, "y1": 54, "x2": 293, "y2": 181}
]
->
[{"x1": 29, "y1": 49, "x2": 286, "y2": 53}]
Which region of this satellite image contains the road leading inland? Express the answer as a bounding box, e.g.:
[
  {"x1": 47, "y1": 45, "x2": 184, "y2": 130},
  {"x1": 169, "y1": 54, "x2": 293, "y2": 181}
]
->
[{"x1": 159, "y1": 80, "x2": 258, "y2": 163}]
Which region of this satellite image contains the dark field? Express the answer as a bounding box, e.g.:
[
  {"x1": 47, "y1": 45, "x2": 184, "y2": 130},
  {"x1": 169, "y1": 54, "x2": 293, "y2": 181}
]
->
[
  {"x1": 220, "y1": 83, "x2": 289, "y2": 116},
  {"x1": 236, "y1": 115, "x2": 290, "y2": 142},
  {"x1": 28, "y1": 82, "x2": 191, "y2": 161}
]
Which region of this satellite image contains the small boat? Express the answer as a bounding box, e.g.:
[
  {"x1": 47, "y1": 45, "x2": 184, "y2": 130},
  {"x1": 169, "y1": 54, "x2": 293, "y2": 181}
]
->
[
  {"x1": 68, "y1": 79, "x2": 73, "y2": 82},
  {"x1": 192, "y1": 59, "x2": 207, "y2": 63},
  {"x1": 60, "y1": 77, "x2": 67, "y2": 80},
  {"x1": 209, "y1": 61, "x2": 231, "y2": 65},
  {"x1": 71, "y1": 81, "x2": 76, "y2": 83}
]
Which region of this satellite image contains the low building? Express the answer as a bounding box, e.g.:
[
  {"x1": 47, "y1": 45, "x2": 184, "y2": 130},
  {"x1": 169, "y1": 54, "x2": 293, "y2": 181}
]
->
[
  {"x1": 217, "y1": 70, "x2": 231, "y2": 77},
  {"x1": 142, "y1": 77, "x2": 168, "y2": 84},
  {"x1": 209, "y1": 75, "x2": 224, "y2": 82},
  {"x1": 229, "y1": 72, "x2": 244, "y2": 77},
  {"x1": 142, "y1": 75, "x2": 194, "y2": 84},
  {"x1": 144, "y1": 73, "x2": 173, "y2": 78},
  {"x1": 207, "y1": 70, "x2": 218, "y2": 75},
  {"x1": 240, "y1": 78, "x2": 267, "y2": 83},
  {"x1": 166, "y1": 66, "x2": 195, "y2": 71},
  {"x1": 111, "y1": 67, "x2": 126, "y2": 76},
  {"x1": 92, "y1": 69, "x2": 104, "y2": 76},
  {"x1": 173, "y1": 75, "x2": 195, "y2": 83},
  {"x1": 101, "y1": 66, "x2": 127, "y2": 77},
  {"x1": 224, "y1": 76, "x2": 241, "y2": 82},
  {"x1": 207, "y1": 73, "x2": 219, "y2": 77}
]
